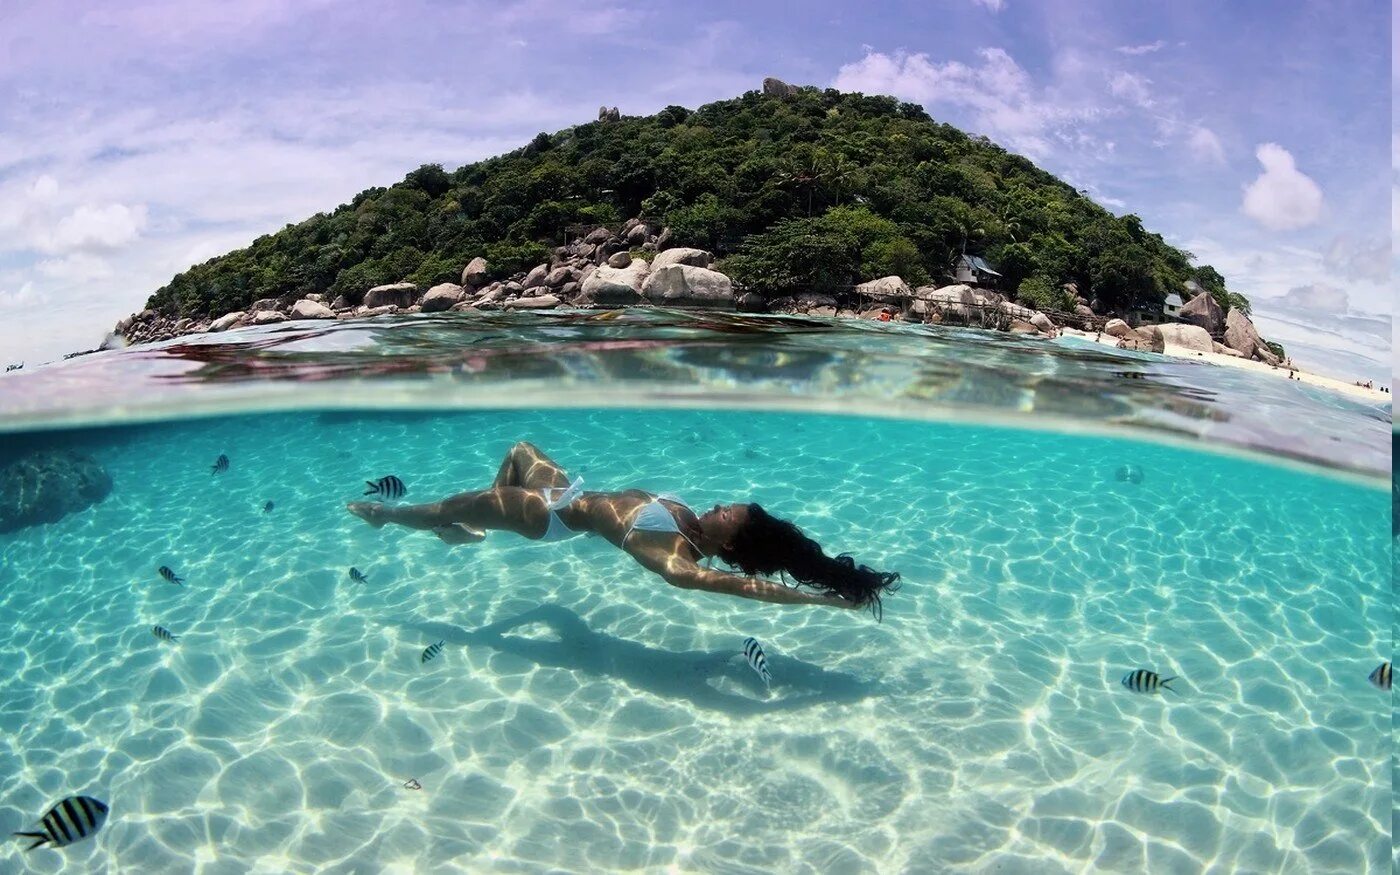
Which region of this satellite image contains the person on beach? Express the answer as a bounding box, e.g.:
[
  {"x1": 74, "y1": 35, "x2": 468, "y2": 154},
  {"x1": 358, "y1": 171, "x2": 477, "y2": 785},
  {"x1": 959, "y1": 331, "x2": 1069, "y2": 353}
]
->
[{"x1": 347, "y1": 442, "x2": 900, "y2": 618}]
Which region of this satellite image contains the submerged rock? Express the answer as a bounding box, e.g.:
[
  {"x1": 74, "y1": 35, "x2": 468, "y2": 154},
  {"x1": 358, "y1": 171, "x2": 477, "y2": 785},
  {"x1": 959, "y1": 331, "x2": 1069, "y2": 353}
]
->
[{"x1": 0, "y1": 451, "x2": 112, "y2": 533}]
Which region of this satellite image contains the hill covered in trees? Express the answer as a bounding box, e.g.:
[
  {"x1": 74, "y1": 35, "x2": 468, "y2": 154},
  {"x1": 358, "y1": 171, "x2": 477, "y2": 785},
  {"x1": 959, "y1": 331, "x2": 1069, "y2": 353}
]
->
[{"x1": 144, "y1": 86, "x2": 1245, "y2": 320}]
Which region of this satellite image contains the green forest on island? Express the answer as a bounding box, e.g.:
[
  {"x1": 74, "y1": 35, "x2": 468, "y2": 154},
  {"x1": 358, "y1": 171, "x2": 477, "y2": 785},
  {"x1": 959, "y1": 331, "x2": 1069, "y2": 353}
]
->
[{"x1": 145, "y1": 87, "x2": 1248, "y2": 320}]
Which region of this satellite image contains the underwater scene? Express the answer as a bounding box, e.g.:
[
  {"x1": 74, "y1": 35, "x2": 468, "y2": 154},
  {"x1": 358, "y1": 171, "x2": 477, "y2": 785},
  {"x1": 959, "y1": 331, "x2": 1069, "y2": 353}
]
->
[{"x1": 0, "y1": 313, "x2": 1390, "y2": 873}]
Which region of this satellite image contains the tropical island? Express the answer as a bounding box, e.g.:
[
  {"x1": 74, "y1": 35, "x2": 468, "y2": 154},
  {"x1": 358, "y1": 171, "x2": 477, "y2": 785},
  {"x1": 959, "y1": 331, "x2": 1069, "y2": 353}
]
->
[{"x1": 114, "y1": 79, "x2": 1296, "y2": 376}]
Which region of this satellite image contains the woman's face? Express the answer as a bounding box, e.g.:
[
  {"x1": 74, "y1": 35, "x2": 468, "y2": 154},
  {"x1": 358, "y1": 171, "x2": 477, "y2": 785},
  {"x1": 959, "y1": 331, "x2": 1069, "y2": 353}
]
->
[{"x1": 699, "y1": 503, "x2": 750, "y2": 550}]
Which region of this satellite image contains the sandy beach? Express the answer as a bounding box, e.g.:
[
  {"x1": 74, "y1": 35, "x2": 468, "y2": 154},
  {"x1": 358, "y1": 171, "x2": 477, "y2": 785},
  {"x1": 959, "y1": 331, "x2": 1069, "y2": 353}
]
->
[{"x1": 1059, "y1": 327, "x2": 1391, "y2": 404}]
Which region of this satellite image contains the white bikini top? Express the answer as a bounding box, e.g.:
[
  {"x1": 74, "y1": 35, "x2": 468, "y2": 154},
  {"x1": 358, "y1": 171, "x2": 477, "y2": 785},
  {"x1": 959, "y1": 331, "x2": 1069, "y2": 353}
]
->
[{"x1": 624, "y1": 493, "x2": 702, "y2": 556}]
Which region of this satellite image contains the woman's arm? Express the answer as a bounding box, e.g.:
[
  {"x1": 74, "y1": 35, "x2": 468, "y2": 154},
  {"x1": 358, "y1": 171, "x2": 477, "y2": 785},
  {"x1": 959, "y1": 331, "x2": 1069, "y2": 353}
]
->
[{"x1": 628, "y1": 543, "x2": 855, "y2": 609}]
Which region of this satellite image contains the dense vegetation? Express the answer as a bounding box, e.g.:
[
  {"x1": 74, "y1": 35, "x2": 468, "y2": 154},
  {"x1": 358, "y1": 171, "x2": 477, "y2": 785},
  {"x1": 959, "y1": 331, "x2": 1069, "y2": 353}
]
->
[{"x1": 146, "y1": 88, "x2": 1245, "y2": 319}]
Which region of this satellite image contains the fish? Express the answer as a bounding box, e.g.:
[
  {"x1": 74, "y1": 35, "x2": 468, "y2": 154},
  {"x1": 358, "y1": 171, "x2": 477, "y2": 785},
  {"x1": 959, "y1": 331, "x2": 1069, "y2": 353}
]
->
[
  {"x1": 1121, "y1": 668, "x2": 1177, "y2": 695},
  {"x1": 211, "y1": 454, "x2": 230, "y2": 474},
  {"x1": 403, "y1": 778, "x2": 422, "y2": 790},
  {"x1": 152, "y1": 625, "x2": 179, "y2": 643},
  {"x1": 263, "y1": 501, "x2": 274, "y2": 514},
  {"x1": 742, "y1": 636, "x2": 772, "y2": 687},
  {"x1": 157, "y1": 566, "x2": 184, "y2": 586},
  {"x1": 349, "y1": 567, "x2": 368, "y2": 584},
  {"x1": 421, "y1": 640, "x2": 445, "y2": 664},
  {"x1": 1368, "y1": 661, "x2": 1391, "y2": 691},
  {"x1": 1114, "y1": 464, "x2": 1143, "y2": 484},
  {"x1": 12, "y1": 795, "x2": 109, "y2": 851},
  {"x1": 365, "y1": 475, "x2": 406, "y2": 499}
]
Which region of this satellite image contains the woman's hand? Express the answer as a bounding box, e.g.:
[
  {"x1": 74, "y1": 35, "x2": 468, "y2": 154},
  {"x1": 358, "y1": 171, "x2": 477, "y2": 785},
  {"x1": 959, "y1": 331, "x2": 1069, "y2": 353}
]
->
[{"x1": 347, "y1": 502, "x2": 386, "y2": 528}]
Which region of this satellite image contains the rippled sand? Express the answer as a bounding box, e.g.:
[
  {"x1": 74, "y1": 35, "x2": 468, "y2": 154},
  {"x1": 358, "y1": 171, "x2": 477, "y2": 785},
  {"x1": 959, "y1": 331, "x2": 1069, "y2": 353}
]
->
[{"x1": 0, "y1": 409, "x2": 1388, "y2": 872}]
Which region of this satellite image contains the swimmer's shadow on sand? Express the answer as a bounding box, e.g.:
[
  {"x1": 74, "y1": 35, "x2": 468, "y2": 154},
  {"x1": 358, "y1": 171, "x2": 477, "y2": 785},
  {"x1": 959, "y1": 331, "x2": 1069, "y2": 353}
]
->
[{"x1": 399, "y1": 604, "x2": 881, "y2": 715}]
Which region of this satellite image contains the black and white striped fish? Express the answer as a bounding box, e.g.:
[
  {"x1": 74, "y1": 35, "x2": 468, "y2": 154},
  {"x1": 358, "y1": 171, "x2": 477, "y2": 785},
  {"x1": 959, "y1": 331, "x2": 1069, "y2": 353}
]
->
[
  {"x1": 1121, "y1": 668, "x2": 1177, "y2": 695},
  {"x1": 421, "y1": 640, "x2": 445, "y2": 664},
  {"x1": 157, "y1": 566, "x2": 184, "y2": 586},
  {"x1": 152, "y1": 625, "x2": 179, "y2": 643},
  {"x1": 1368, "y1": 661, "x2": 1391, "y2": 691},
  {"x1": 365, "y1": 475, "x2": 406, "y2": 499},
  {"x1": 349, "y1": 567, "x2": 368, "y2": 584},
  {"x1": 211, "y1": 454, "x2": 229, "y2": 474},
  {"x1": 13, "y1": 795, "x2": 109, "y2": 851},
  {"x1": 1114, "y1": 464, "x2": 1143, "y2": 484},
  {"x1": 263, "y1": 501, "x2": 274, "y2": 514},
  {"x1": 742, "y1": 636, "x2": 771, "y2": 687}
]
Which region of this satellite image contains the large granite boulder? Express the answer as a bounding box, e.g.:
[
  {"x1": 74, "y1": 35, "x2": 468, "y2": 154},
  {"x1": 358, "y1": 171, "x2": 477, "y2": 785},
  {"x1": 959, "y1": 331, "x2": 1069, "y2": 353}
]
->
[
  {"x1": 1119, "y1": 325, "x2": 1164, "y2": 353},
  {"x1": 421, "y1": 283, "x2": 466, "y2": 312},
  {"x1": 251, "y1": 310, "x2": 287, "y2": 325},
  {"x1": 651, "y1": 247, "x2": 712, "y2": 271},
  {"x1": 505, "y1": 294, "x2": 561, "y2": 310},
  {"x1": 461, "y1": 257, "x2": 489, "y2": 289},
  {"x1": 856, "y1": 276, "x2": 912, "y2": 300},
  {"x1": 521, "y1": 264, "x2": 549, "y2": 290},
  {"x1": 210, "y1": 311, "x2": 244, "y2": 332},
  {"x1": 1103, "y1": 318, "x2": 1132, "y2": 339},
  {"x1": 1224, "y1": 308, "x2": 1280, "y2": 365},
  {"x1": 915, "y1": 284, "x2": 977, "y2": 318},
  {"x1": 364, "y1": 283, "x2": 417, "y2": 309},
  {"x1": 290, "y1": 299, "x2": 334, "y2": 320},
  {"x1": 641, "y1": 264, "x2": 735, "y2": 307},
  {"x1": 763, "y1": 77, "x2": 800, "y2": 97},
  {"x1": 544, "y1": 266, "x2": 575, "y2": 288},
  {"x1": 576, "y1": 261, "x2": 649, "y2": 306},
  {"x1": 607, "y1": 251, "x2": 631, "y2": 268},
  {"x1": 1030, "y1": 312, "x2": 1056, "y2": 335},
  {"x1": 0, "y1": 451, "x2": 112, "y2": 533},
  {"x1": 1179, "y1": 291, "x2": 1225, "y2": 335},
  {"x1": 1157, "y1": 323, "x2": 1213, "y2": 353}
]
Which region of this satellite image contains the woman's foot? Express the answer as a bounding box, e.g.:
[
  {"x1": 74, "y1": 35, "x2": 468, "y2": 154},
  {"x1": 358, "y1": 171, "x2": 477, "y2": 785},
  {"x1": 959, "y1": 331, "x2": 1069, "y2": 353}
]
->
[
  {"x1": 347, "y1": 502, "x2": 387, "y2": 528},
  {"x1": 432, "y1": 523, "x2": 487, "y2": 545}
]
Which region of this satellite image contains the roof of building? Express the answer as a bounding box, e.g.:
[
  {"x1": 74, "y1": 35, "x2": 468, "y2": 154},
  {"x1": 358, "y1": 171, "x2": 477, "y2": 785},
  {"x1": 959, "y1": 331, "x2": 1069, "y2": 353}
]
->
[
  {"x1": 960, "y1": 254, "x2": 1002, "y2": 277},
  {"x1": 1164, "y1": 293, "x2": 1184, "y2": 307}
]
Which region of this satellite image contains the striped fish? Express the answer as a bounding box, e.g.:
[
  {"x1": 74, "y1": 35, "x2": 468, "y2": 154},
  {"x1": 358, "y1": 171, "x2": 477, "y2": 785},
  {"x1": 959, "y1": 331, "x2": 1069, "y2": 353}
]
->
[
  {"x1": 421, "y1": 640, "x2": 446, "y2": 664},
  {"x1": 1122, "y1": 668, "x2": 1177, "y2": 695},
  {"x1": 365, "y1": 475, "x2": 406, "y2": 499},
  {"x1": 157, "y1": 566, "x2": 184, "y2": 586},
  {"x1": 152, "y1": 625, "x2": 179, "y2": 643},
  {"x1": 1368, "y1": 661, "x2": 1391, "y2": 691},
  {"x1": 211, "y1": 454, "x2": 229, "y2": 474},
  {"x1": 263, "y1": 501, "x2": 274, "y2": 514},
  {"x1": 13, "y1": 795, "x2": 109, "y2": 851},
  {"x1": 349, "y1": 567, "x2": 368, "y2": 584},
  {"x1": 742, "y1": 636, "x2": 771, "y2": 687}
]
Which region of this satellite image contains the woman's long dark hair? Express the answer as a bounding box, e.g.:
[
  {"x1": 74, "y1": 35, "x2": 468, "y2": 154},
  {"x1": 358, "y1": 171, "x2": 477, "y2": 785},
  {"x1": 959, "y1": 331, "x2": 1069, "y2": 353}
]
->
[{"x1": 717, "y1": 504, "x2": 900, "y2": 620}]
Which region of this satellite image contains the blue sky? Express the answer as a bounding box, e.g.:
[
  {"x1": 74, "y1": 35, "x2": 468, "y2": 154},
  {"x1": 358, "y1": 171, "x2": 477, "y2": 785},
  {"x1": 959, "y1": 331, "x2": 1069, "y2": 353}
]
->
[{"x1": 0, "y1": 0, "x2": 1390, "y2": 373}]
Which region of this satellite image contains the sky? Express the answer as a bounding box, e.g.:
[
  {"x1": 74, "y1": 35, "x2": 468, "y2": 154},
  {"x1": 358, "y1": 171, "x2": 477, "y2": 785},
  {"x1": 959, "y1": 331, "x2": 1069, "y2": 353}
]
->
[{"x1": 0, "y1": 0, "x2": 1391, "y2": 378}]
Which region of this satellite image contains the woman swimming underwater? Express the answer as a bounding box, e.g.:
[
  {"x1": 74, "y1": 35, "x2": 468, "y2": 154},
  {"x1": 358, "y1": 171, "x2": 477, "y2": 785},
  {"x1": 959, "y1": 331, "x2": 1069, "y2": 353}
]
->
[{"x1": 347, "y1": 442, "x2": 900, "y2": 618}]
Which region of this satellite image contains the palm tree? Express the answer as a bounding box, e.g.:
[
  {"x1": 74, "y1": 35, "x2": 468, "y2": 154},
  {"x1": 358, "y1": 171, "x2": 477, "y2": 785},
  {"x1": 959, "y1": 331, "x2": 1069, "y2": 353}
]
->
[{"x1": 772, "y1": 151, "x2": 828, "y2": 217}]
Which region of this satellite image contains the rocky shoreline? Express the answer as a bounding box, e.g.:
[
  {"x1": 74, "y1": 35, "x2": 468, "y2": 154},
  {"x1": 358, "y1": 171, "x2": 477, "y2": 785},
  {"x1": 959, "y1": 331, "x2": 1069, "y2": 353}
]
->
[{"x1": 110, "y1": 219, "x2": 1286, "y2": 371}]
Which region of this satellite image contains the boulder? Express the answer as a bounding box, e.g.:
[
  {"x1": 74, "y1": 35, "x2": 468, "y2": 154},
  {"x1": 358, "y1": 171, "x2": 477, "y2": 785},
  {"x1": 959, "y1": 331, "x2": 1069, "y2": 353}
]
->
[
  {"x1": 544, "y1": 266, "x2": 575, "y2": 288},
  {"x1": 1157, "y1": 323, "x2": 1213, "y2": 353},
  {"x1": 251, "y1": 310, "x2": 287, "y2": 325},
  {"x1": 448, "y1": 301, "x2": 478, "y2": 312},
  {"x1": 576, "y1": 260, "x2": 649, "y2": 306},
  {"x1": 1213, "y1": 341, "x2": 1245, "y2": 358},
  {"x1": 357, "y1": 305, "x2": 398, "y2": 317},
  {"x1": 770, "y1": 292, "x2": 837, "y2": 313},
  {"x1": 290, "y1": 299, "x2": 334, "y2": 319},
  {"x1": 559, "y1": 281, "x2": 580, "y2": 300},
  {"x1": 521, "y1": 263, "x2": 549, "y2": 290},
  {"x1": 998, "y1": 301, "x2": 1036, "y2": 322},
  {"x1": 641, "y1": 264, "x2": 735, "y2": 307},
  {"x1": 651, "y1": 247, "x2": 713, "y2": 271},
  {"x1": 461, "y1": 257, "x2": 489, "y2": 289},
  {"x1": 1030, "y1": 312, "x2": 1056, "y2": 335},
  {"x1": 505, "y1": 294, "x2": 561, "y2": 310},
  {"x1": 583, "y1": 227, "x2": 611, "y2": 245},
  {"x1": 655, "y1": 227, "x2": 673, "y2": 250},
  {"x1": 1119, "y1": 325, "x2": 1164, "y2": 353},
  {"x1": 210, "y1": 311, "x2": 244, "y2": 332},
  {"x1": 364, "y1": 282, "x2": 417, "y2": 309},
  {"x1": 625, "y1": 223, "x2": 648, "y2": 245},
  {"x1": 1008, "y1": 319, "x2": 1039, "y2": 334},
  {"x1": 115, "y1": 314, "x2": 135, "y2": 334},
  {"x1": 1103, "y1": 319, "x2": 1132, "y2": 339},
  {"x1": 1224, "y1": 308, "x2": 1280, "y2": 364},
  {"x1": 331, "y1": 295, "x2": 353, "y2": 310},
  {"x1": 305, "y1": 293, "x2": 326, "y2": 304},
  {"x1": 762, "y1": 77, "x2": 800, "y2": 98},
  {"x1": 251, "y1": 298, "x2": 281, "y2": 312},
  {"x1": 421, "y1": 283, "x2": 466, "y2": 312},
  {"x1": 1074, "y1": 304, "x2": 1095, "y2": 320},
  {"x1": 0, "y1": 451, "x2": 112, "y2": 534},
  {"x1": 607, "y1": 251, "x2": 632, "y2": 268},
  {"x1": 857, "y1": 276, "x2": 912, "y2": 301},
  {"x1": 1179, "y1": 291, "x2": 1225, "y2": 335},
  {"x1": 915, "y1": 283, "x2": 977, "y2": 318}
]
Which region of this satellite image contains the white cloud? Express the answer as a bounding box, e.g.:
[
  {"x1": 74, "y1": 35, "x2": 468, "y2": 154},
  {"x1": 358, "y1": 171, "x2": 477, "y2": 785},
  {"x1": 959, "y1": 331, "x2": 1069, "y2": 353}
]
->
[
  {"x1": 36, "y1": 253, "x2": 115, "y2": 282},
  {"x1": 41, "y1": 203, "x2": 148, "y2": 253},
  {"x1": 0, "y1": 281, "x2": 37, "y2": 309},
  {"x1": 1240, "y1": 143, "x2": 1323, "y2": 230},
  {"x1": 1108, "y1": 71, "x2": 1154, "y2": 108},
  {"x1": 972, "y1": 0, "x2": 1005, "y2": 10},
  {"x1": 1115, "y1": 41, "x2": 1165, "y2": 55},
  {"x1": 1323, "y1": 234, "x2": 1390, "y2": 283},
  {"x1": 1186, "y1": 126, "x2": 1225, "y2": 164},
  {"x1": 832, "y1": 48, "x2": 1097, "y2": 157}
]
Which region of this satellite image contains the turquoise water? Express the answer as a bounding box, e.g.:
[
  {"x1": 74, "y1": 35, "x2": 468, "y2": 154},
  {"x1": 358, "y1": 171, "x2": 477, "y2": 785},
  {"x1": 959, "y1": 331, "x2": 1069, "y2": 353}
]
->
[{"x1": 0, "y1": 406, "x2": 1389, "y2": 872}]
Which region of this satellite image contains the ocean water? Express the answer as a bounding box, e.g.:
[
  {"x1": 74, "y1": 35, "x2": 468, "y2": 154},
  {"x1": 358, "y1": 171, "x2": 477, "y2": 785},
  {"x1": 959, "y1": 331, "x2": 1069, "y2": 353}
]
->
[{"x1": 0, "y1": 312, "x2": 1391, "y2": 873}]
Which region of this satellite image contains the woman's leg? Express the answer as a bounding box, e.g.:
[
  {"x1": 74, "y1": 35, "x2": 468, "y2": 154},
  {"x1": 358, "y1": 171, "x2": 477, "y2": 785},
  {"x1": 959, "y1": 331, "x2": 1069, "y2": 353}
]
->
[
  {"x1": 349, "y1": 486, "x2": 550, "y2": 539},
  {"x1": 493, "y1": 441, "x2": 571, "y2": 490}
]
